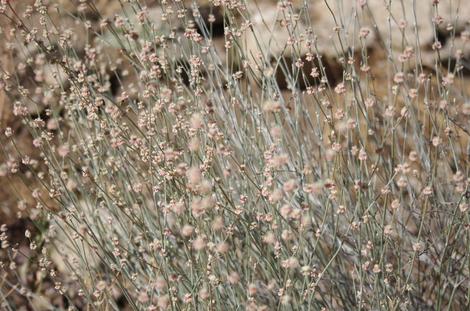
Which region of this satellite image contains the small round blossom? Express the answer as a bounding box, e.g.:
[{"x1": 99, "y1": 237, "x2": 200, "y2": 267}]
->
[
  {"x1": 412, "y1": 242, "x2": 424, "y2": 252},
  {"x1": 181, "y1": 225, "x2": 194, "y2": 237},
  {"x1": 190, "y1": 113, "x2": 204, "y2": 130},
  {"x1": 227, "y1": 271, "x2": 240, "y2": 284},
  {"x1": 359, "y1": 27, "x2": 371, "y2": 38},
  {"x1": 334, "y1": 83, "x2": 347, "y2": 95},
  {"x1": 192, "y1": 236, "x2": 206, "y2": 251},
  {"x1": 283, "y1": 179, "x2": 298, "y2": 193},
  {"x1": 282, "y1": 257, "x2": 299, "y2": 269},
  {"x1": 393, "y1": 72, "x2": 405, "y2": 84},
  {"x1": 358, "y1": 148, "x2": 368, "y2": 161},
  {"x1": 4, "y1": 127, "x2": 13, "y2": 137}
]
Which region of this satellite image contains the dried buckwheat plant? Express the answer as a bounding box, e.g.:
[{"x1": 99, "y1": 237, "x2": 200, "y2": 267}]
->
[{"x1": 0, "y1": 0, "x2": 469, "y2": 310}]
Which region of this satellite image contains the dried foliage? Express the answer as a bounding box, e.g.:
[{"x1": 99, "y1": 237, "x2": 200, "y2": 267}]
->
[{"x1": 0, "y1": 0, "x2": 470, "y2": 310}]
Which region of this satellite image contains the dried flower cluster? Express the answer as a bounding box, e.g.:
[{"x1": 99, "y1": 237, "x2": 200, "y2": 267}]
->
[{"x1": 0, "y1": 0, "x2": 469, "y2": 310}]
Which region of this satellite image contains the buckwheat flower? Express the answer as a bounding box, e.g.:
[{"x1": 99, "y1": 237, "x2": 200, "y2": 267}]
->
[
  {"x1": 181, "y1": 225, "x2": 194, "y2": 237},
  {"x1": 191, "y1": 199, "x2": 205, "y2": 217},
  {"x1": 241, "y1": 284, "x2": 256, "y2": 299},
  {"x1": 334, "y1": 109, "x2": 345, "y2": 120},
  {"x1": 390, "y1": 199, "x2": 400, "y2": 210},
  {"x1": 21, "y1": 156, "x2": 31, "y2": 166},
  {"x1": 263, "y1": 231, "x2": 276, "y2": 245},
  {"x1": 186, "y1": 166, "x2": 202, "y2": 185},
  {"x1": 195, "y1": 287, "x2": 208, "y2": 301},
  {"x1": 188, "y1": 137, "x2": 200, "y2": 151},
  {"x1": 358, "y1": 148, "x2": 367, "y2": 161},
  {"x1": 291, "y1": 209, "x2": 302, "y2": 220},
  {"x1": 442, "y1": 73, "x2": 454, "y2": 86},
  {"x1": 198, "y1": 180, "x2": 212, "y2": 194},
  {"x1": 334, "y1": 82, "x2": 346, "y2": 95},
  {"x1": 216, "y1": 242, "x2": 229, "y2": 254},
  {"x1": 400, "y1": 106, "x2": 409, "y2": 118},
  {"x1": 293, "y1": 58, "x2": 304, "y2": 68},
  {"x1": 171, "y1": 201, "x2": 185, "y2": 215},
  {"x1": 303, "y1": 181, "x2": 322, "y2": 195},
  {"x1": 32, "y1": 138, "x2": 42, "y2": 148},
  {"x1": 2, "y1": 240, "x2": 9, "y2": 249},
  {"x1": 384, "y1": 225, "x2": 394, "y2": 236},
  {"x1": 47, "y1": 118, "x2": 59, "y2": 130},
  {"x1": 280, "y1": 204, "x2": 292, "y2": 218},
  {"x1": 416, "y1": 74, "x2": 426, "y2": 85},
  {"x1": 132, "y1": 183, "x2": 143, "y2": 193},
  {"x1": 461, "y1": 30, "x2": 470, "y2": 42},
  {"x1": 432, "y1": 14, "x2": 444, "y2": 26},
  {"x1": 190, "y1": 113, "x2": 204, "y2": 130},
  {"x1": 300, "y1": 266, "x2": 311, "y2": 277},
  {"x1": 365, "y1": 97, "x2": 375, "y2": 108},
  {"x1": 336, "y1": 205, "x2": 346, "y2": 215},
  {"x1": 398, "y1": 19, "x2": 407, "y2": 29},
  {"x1": 183, "y1": 293, "x2": 192, "y2": 304},
  {"x1": 362, "y1": 261, "x2": 370, "y2": 271},
  {"x1": 138, "y1": 291, "x2": 149, "y2": 304},
  {"x1": 192, "y1": 236, "x2": 206, "y2": 251},
  {"x1": 281, "y1": 294, "x2": 291, "y2": 305},
  {"x1": 31, "y1": 189, "x2": 41, "y2": 199},
  {"x1": 114, "y1": 16, "x2": 125, "y2": 28},
  {"x1": 439, "y1": 100, "x2": 448, "y2": 109},
  {"x1": 270, "y1": 126, "x2": 282, "y2": 140},
  {"x1": 346, "y1": 118, "x2": 356, "y2": 129},
  {"x1": 17, "y1": 200, "x2": 27, "y2": 211},
  {"x1": 360, "y1": 64, "x2": 371, "y2": 72},
  {"x1": 269, "y1": 188, "x2": 284, "y2": 203},
  {"x1": 393, "y1": 72, "x2": 405, "y2": 84},
  {"x1": 310, "y1": 66, "x2": 320, "y2": 78},
  {"x1": 432, "y1": 40, "x2": 442, "y2": 50},
  {"x1": 325, "y1": 148, "x2": 337, "y2": 161},
  {"x1": 57, "y1": 144, "x2": 69, "y2": 157},
  {"x1": 227, "y1": 271, "x2": 240, "y2": 284},
  {"x1": 332, "y1": 142, "x2": 342, "y2": 153},
  {"x1": 397, "y1": 176, "x2": 408, "y2": 188},
  {"x1": 432, "y1": 136, "x2": 441, "y2": 147},
  {"x1": 282, "y1": 257, "x2": 299, "y2": 270},
  {"x1": 203, "y1": 195, "x2": 216, "y2": 209},
  {"x1": 4, "y1": 127, "x2": 12, "y2": 137},
  {"x1": 269, "y1": 154, "x2": 289, "y2": 169},
  {"x1": 422, "y1": 186, "x2": 433, "y2": 196},
  {"x1": 442, "y1": 124, "x2": 452, "y2": 140},
  {"x1": 163, "y1": 148, "x2": 177, "y2": 162},
  {"x1": 408, "y1": 88, "x2": 418, "y2": 99},
  {"x1": 359, "y1": 27, "x2": 370, "y2": 38},
  {"x1": 398, "y1": 53, "x2": 408, "y2": 63},
  {"x1": 453, "y1": 171, "x2": 465, "y2": 183},
  {"x1": 157, "y1": 295, "x2": 169, "y2": 310},
  {"x1": 281, "y1": 230, "x2": 294, "y2": 241},
  {"x1": 322, "y1": 100, "x2": 331, "y2": 108},
  {"x1": 412, "y1": 242, "x2": 424, "y2": 252},
  {"x1": 153, "y1": 277, "x2": 166, "y2": 291},
  {"x1": 283, "y1": 179, "x2": 298, "y2": 193},
  {"x1": 372, "y1": 264, "x2": 381, "y2": 273},
  {"x1": 212, "y1": 216, "x2": 224, "y2": 231}
]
